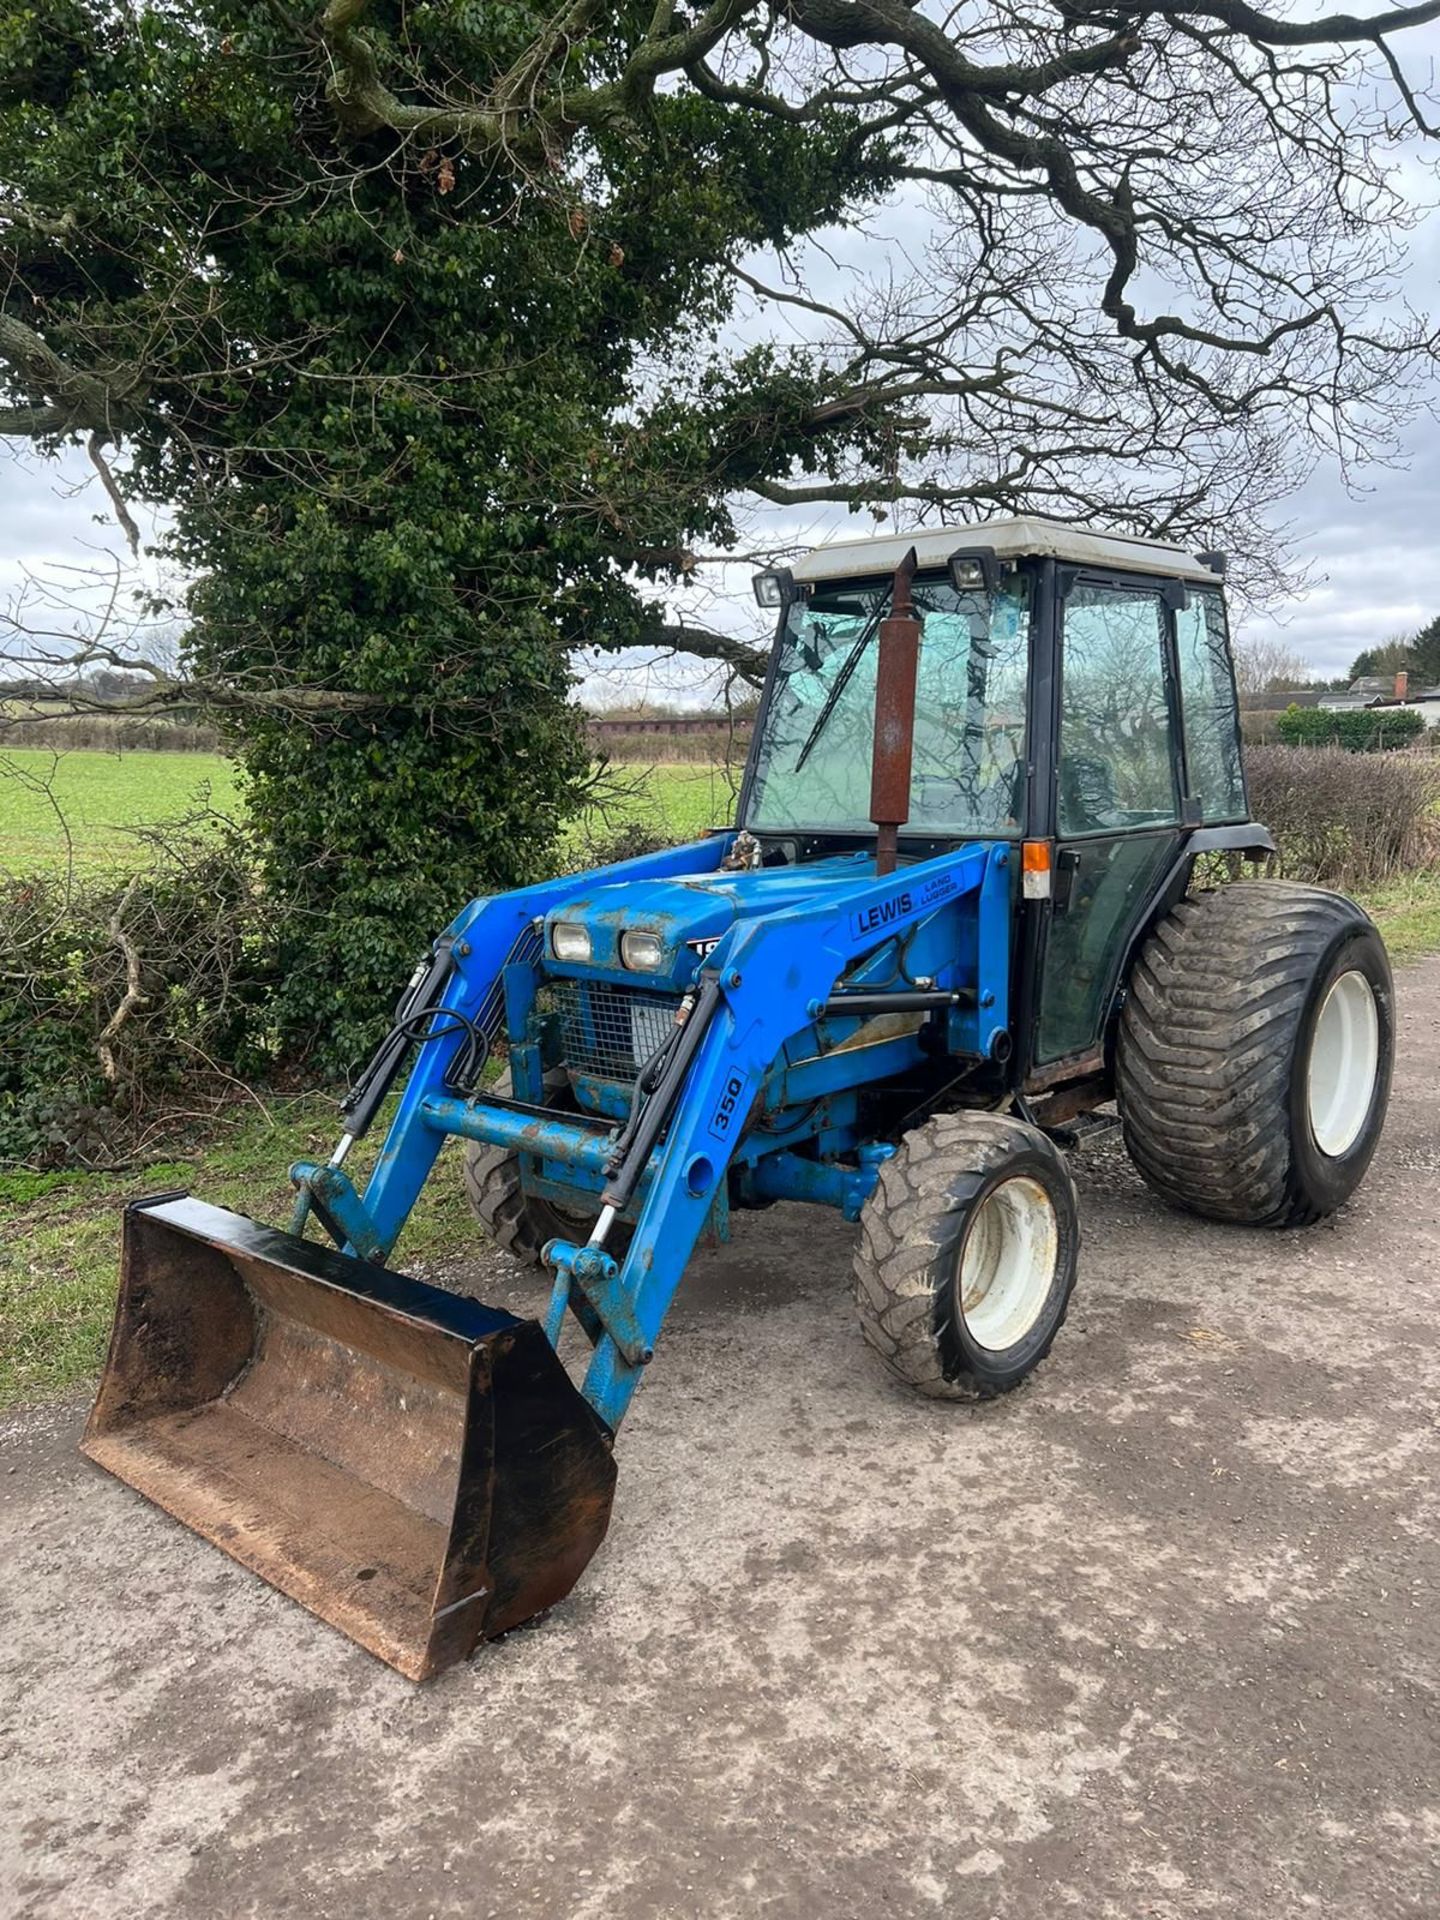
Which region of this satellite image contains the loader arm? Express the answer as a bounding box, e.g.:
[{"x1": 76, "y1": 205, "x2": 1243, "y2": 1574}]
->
[
  {"x1": 571, "y1": 841, "x2": 1010, "y2": 1426},
  {"x1": 331, "y1": 838, "x2": 1010, "y2": 1430},
  {"x1": 348, "y1": 834, "x2": 733, "y2": 1258}
]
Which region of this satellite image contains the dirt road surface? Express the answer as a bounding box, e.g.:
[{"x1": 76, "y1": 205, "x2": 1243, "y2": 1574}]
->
[{"x1": 3, "y1": 959, "x2": 1438, "y2": 1920}]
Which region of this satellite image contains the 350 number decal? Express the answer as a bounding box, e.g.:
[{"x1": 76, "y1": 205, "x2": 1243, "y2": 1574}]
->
[{"x1": 707, "y1": 1072, "x2": 747, "y2": 1142}]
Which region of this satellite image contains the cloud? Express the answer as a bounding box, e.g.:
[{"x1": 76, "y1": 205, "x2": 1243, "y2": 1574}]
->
[
  {"x1": 1232, "y1": 420, "x2": 1440, "y2": 677},
  {"x1": 0, "y1": 445, "x2": 173, "y2": 654}
]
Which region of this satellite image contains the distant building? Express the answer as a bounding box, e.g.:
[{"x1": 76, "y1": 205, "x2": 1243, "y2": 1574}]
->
[
  {"x1": 1247, "y1": 670, "x2": 1440, "y2": 735},
  {"x1": 1318, "y1": 670, "x2": 1440, "y2": 727}
]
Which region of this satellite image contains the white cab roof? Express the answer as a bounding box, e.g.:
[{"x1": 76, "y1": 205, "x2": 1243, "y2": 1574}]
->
[{"x1": 789, "y1": 515, "x2": 1222, "y2": 587}]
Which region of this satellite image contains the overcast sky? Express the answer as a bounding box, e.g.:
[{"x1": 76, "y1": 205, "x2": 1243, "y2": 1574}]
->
[
  {"x1": 7, "y1": 386, "x2": 1434, "y2": 701},
  {"x1": 5, "y1": 25, "x2": 1438, "y2": 699}
]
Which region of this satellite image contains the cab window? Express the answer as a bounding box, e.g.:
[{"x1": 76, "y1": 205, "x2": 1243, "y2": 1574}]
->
[
  {"x1": 1058, "y1": 585, "x2": 1178, "y2": 836},
  {"x1": 747, "y1": 574, "x2": 1030, "y2": 838},
  {"x1": 1175, "y1": 590, "x2": 1247, "y2": 821}
]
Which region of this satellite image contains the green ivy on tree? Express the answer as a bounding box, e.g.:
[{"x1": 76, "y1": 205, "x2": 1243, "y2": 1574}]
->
[{"x1": 0, "y1": 4, "x2": 886, "y2": 1065}]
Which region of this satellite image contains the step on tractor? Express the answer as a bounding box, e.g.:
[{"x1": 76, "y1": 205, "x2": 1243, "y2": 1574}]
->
[{"x1": 84, "y1": 516, "x2": 1395, "y2": 1679}]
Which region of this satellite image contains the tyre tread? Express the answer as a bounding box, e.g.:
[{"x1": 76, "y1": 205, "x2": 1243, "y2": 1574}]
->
[
  {"x1": 1116, "y1": 881, "x2": 1376, "y2": 1226},
  {"x1": 852, "y1": 1111, "x2": 1078, "y2": 1400}
]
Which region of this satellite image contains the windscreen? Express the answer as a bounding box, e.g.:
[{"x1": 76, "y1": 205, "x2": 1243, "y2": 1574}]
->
[{"x1": 745, "y1": 573, "x2": 1030, "y2": 838}]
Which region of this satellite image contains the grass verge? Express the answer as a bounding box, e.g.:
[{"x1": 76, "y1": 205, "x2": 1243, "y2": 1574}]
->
[
  {"x1": 0, "y1": 1095, "x2": 483, "y2": 1410},
  {"x1": 1352, "y1": 869, "x2": 1440, "y2": 964}
]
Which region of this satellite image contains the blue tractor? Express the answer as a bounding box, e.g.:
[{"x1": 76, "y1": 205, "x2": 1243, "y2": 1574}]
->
[{"x1": 84, "y1": 517, "x2": 1394, "y2": 1678}]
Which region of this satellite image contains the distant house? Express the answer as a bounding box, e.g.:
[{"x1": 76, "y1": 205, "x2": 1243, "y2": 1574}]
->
[
  {"x1": 1246, "y1": 669, "x2": 1440, "y2": 738},
  {"x1": 1319, "y1": 670, "x2": 1440, "y2": 728}
]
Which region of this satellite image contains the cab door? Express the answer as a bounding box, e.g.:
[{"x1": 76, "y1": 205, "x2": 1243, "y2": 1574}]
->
[{"x1": 1032, "y1": 575, "x2": 1185, "y2": 1072}]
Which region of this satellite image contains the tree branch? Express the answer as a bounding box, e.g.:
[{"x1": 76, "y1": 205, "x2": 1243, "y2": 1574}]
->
[
  {"x1": 97, "y1": 875, "x2": 149, "y2": 1089},
  {"x1": 0, "y1": 312, "x2": 147, "y2": 437},
  {"x1": 650, "y1": 622, "x2": 768, "y2": 685},
  {"x1": 86, "y1": 435, "x2": 141, "y2": 556}
]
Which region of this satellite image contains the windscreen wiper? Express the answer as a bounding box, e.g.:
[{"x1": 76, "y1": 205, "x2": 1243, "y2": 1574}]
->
[{"x1": 793, "y1": 591, "x2": 890, "y2": 773}]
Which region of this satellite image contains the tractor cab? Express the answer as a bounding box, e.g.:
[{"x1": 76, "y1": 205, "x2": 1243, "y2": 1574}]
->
[{"x1": 741, "y1": 517, "x2": 1258, "y2": 1086}]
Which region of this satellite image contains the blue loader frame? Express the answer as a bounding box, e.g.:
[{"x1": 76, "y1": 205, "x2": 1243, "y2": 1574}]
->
[{"x1": 291, "y1": 832, "x2": 1011, "y2": 1433}]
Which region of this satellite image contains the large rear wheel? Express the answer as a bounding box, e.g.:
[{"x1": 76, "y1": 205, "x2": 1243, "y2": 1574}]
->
[
  {"x1": 1116, "y1": 881, "x2": 1393, "y2": 1226},
  {"x1": 852, "y1": 1111, "x2": 1080, "y2": 1399}
]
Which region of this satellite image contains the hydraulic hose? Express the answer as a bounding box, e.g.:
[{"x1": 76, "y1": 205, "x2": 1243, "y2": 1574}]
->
[{"x1": 600, "y1": 973, "x2": 725, "y2": 1215}]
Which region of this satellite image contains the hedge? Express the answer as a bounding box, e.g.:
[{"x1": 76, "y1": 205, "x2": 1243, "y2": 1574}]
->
[
  {"x1": 0, "y1": 828, "x2": 279, "y2": 1167},
  {"x1": 1243, "y1": 745, "x2": 1440, "y2": 887},
  {"x1": 1274, "y1": 705, "x2": 1426, "y2": 751}
]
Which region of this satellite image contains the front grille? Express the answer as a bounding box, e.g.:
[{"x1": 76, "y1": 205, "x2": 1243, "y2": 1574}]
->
[{"x1": 541, "y1": 978, "x2": 682, "y2": 1082}]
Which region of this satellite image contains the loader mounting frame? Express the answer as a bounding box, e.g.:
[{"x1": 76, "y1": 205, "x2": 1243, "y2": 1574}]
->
[{"x1": 292, "y1": 833, "x2": 1012, "y2": 1432}]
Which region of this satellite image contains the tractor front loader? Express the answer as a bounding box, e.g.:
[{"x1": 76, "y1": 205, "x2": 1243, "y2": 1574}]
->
[{"x1": 85, "y1": 517, "x2": 1395, "y2": 1678}]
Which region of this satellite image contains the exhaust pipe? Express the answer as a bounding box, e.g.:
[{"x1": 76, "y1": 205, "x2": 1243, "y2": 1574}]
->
[{"x1": 870, "y1": 546, "x2": 921, "y2": 878}]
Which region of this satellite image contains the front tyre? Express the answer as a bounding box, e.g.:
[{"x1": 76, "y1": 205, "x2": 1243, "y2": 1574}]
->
[
  {"x1": 463, "y1": 1073, "x2": 628, "y2": 1266},
  {"x1": 1116, "y1": 882, "x2": 1394, "y2": 1227},
  {"x1": 853, "y1": 1112, "x2": 1080, "y2": 1400}
]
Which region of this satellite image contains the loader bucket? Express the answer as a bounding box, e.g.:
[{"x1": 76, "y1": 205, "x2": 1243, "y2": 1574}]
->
[{"x1": 81, "y1": 1195, "x2": 616, "y2": 1681}]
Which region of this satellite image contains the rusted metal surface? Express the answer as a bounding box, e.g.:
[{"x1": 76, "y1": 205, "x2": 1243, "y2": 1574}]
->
[
  {"x1": 1028, "y1": 1073, "x2": 1111, "y2": 1126},
  {"x1": 870, "y1": 548, "x2": 921, "y2": 878},
  {"x1": 1022, "y1": 1046, "x2": 1107, "y2": 1095},
  {"x1": 82, "y1": 1196, "x2": 616, "y2": 1682}
]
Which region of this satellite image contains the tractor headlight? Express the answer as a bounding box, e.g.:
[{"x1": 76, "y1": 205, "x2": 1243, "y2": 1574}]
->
[
  {"x1": 551, "y1": 921, "x2": 593, "y2": 964},
  {"x1": 619, "y1": 929, "x2": 666, "y2": 973}
]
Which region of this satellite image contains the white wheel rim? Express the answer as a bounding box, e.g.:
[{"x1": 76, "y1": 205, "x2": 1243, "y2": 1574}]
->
[
  {"x1": 956, "y1": 1175, "x2": 1059, "y2": 1353},
  {"x1": 1306, "y1": 969, "x2": 1380, "y2": 1159}
]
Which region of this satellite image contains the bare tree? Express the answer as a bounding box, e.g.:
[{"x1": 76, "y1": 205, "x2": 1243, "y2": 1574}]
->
[
  {"x1": 1231, "y1": 634, "x2": 1321, "y2": 703},
  {"x1": 3, "y1": 0, "x2": 1439, "y2": 708}
]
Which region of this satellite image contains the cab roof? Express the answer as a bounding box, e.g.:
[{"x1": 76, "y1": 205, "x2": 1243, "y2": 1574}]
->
[{"x1": 788, "y1": 515, "x2": 1223, "y2": 588}]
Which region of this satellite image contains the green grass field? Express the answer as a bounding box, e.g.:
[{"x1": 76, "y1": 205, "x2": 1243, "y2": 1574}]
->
[
  {"x1": 0, "y1": 747, "x2": 245, "y2": 873},
  {"x1": 0, "y1": 746, "x2": 736, "y2": 875},
  {"x1": 568, "y1": 758, "x2": 741, "y2": 854}
]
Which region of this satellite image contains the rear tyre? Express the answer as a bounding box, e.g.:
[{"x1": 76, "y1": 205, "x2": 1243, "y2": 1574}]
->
[
  {"x1": 463, "y1": 1073, "x2": 627, "y2": 1266},
  {"x1": 1116, "y1": 881, "x2": 1393, "y2": 1227},
  {"x1": 852, "y1": 1112, "x2": 1080, "y2": 1400}
]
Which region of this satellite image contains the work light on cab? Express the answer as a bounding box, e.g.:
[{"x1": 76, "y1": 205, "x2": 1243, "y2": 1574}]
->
[
  {"x1": 948, "y1": 547, "x2": 1000, "y2": 595},
  {"x1": 752, "y1": 567, "x2": 795, "y2": 609}
]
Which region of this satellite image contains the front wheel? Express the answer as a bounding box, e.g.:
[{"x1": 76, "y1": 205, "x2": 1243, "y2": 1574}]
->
[{"x1": 852, "y1": 1112, "x2": 1080, "y2": 1400}]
